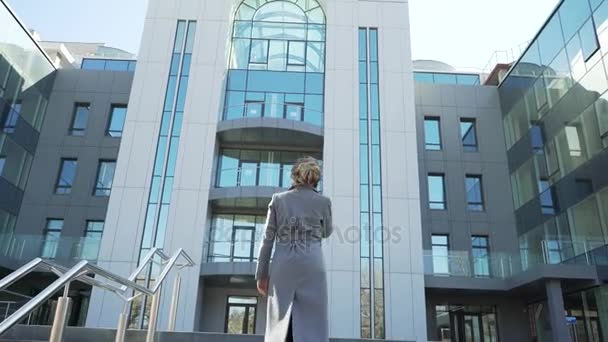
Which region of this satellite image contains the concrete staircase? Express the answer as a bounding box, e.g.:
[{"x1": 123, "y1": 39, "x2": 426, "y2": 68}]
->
[{"x1": 0, "y1": 325, "x2": 409, "y2": 342}]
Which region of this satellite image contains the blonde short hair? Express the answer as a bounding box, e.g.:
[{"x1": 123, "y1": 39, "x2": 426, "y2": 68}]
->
[{"x1": 291, "y1": 156, "x2": 321, "y2": 187}]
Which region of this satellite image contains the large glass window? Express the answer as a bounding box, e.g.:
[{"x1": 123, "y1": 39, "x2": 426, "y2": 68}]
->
[
  {"x1": 424, "y1": 116, "x2": 441, "y2": 151},
  {"x1": 465, "y1": 175, "x2": 484, "y2": 211},
  {"x1": 224, "y1": 0, "x2": 326, "y2": 125},
  {"x1": 472, "y1": 236, "x2": 490, "y2": 277},
  {"x1": 42, "y1": 219, "x2": 63, "y2": 259},
  {"x1": 69, "y1": 103, "x2": 90, "y2": 136},
  {"x1": 431, "y1": 235, "x2": 449, "y2": 275},
  {"x1": 1, "y1": 102, "x2": 20, "y2": 134},
  {"x1": 434, "y1": 305, "x2": 498, "y2": 342},
  {"x1": 94, "y1": 160, "x2": 116, "y2": 196},
  {"x1": 0, "y1": 133, "x2": 33, "y2": 189},
  {"x1": 460, "y1": 118, "x2": 478, "y2": 152},
  {"x1": 106, "y1": 105, "x2": 127, "y2": 137},
  {"x1": 216, "y1": 149, "x2": 320, "y2": 188},
  {"x1": 225, "y1": 296, "x2": 257, "y2": 334},
  {"x1": 55, "y1": 158, "x2": 77, "y2": 195},
  {"x1": 80, "y1": 220, "x2": 104, "y2": 260},
  {"x1": 207, "y1": 214, "x2": 265, "y2": 262},
  {"x1": 538, "y1": 179, "x2": 556, "y2": 215},
  {"x1": 428, "y1": 173, "x2": 446, "y2": 210}
]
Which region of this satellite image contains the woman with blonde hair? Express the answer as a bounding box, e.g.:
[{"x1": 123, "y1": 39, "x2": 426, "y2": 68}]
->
[{"x1": 256, "y1": 156, "x2": 333, "y2": 342}]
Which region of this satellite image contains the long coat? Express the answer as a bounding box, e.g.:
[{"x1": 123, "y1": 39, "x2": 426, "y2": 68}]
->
[{"x1": 255, "y1": 185, "x2": 333, "y2": 342}]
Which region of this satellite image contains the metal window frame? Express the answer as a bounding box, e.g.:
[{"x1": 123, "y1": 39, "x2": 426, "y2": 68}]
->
[
  {"x1": 54, "y1": 158, "x2": 77, "y2": 195},
  {"x1": 105, "y1": 104, "x2": 128, "y2": 137},
  {"x1": 424, "y1": 116, "x2": 442, "y2": 151},
  {"x1": 68, "y1": 103, "x2": 90, "y2": 136},
  {"x1": 428, "y1": 173, "x2": 447, "y2": 210},
  {"x1": 93, "y1": 159, "x2": 116, "y2": 196},
  {"x1": 465, "y1": 174, "x2": 485, "y2": 211},
  {"x1": 224, "y1": 295, "x2": 258, "y2": 334}
]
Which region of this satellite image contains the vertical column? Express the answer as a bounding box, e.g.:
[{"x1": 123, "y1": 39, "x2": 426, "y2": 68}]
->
[{"x1": 545, "y1": 279, "x2": 569, "y2": 342}]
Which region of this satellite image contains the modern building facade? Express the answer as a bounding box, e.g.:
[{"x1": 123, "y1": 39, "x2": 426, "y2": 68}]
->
[{"x1": 5, "y1": 0, "x2": 608, "y2": 341}]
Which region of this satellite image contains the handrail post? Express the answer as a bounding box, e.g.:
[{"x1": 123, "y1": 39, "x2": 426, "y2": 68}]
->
[
  {"x1": 167, "y1": 274, "x2": 181, "y2": 331},
  {"x1": 49, "y1": 282, "x2": 72, "y2": 342},
  {"x1": 115, "y1": 302, "x2": 130, "y2": 342},
  {"x1": 146, "y1": 288, "x2": 161, "y2": 342}
]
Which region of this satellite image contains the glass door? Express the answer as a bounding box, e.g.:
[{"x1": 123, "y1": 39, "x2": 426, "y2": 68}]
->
[
  {"x1": 450, "y1": 311, "x2": 485, "y2": 342},
  {"x1": 231, "y1": 226, "x2": 255, "y2": 262}
]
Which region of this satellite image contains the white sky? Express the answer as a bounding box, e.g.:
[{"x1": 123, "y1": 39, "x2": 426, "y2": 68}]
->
[{"x1": 8, "y1": 0, "x2": 560, "y2": 70}]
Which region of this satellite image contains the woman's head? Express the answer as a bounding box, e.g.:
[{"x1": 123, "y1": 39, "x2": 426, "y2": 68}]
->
[{"x1": 291, "y1": 156, "x2": 321, "y2": 187}]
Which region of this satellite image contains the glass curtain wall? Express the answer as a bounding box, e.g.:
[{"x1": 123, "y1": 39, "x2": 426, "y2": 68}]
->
[
  {"x1": 207, "y1": 214, "x2": 265, "y2": 262},
  {"x1": 224, "y1": 0, "x2": 326, "y2": 125},
  {"x1": 500, "y1": 0, "x2": 608, "y2": 266},
  {"x1": 0, "y1": 0, "x2": 54, "y2": 234},
  {"x1": 359, "y1": 27, "x2": 385, "y2": 339}
]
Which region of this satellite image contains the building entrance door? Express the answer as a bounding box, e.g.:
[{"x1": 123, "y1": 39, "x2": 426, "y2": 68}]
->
[{"x1": 450, "y1": 311, "x2": 485, "y2": 342}]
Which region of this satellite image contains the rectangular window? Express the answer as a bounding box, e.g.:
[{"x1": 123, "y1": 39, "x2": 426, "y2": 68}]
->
[
  {"x1": 69, "y1": 103, "x2": 90, "y2": 136},
  {"x1": 80, "y1": 220, "x2": 104, "y2": 260},
  {"x1": 225, "y1": 296, "x2": 257, "y2": 334},
  {"x1": 55, "y1": 159, "x2": 78, "y2": 194},
  {"x1": 0, "y1": 155, "x2": 5, "y2": 175},
  {"x1": 460, "y1": 118, "x2": 478, "y2": 152},
  {"x1": 2, "y1": 102, "x2": 20, "y2": 134},
  {"x1": 424, "y1": 116, "x2": 442, "y2": 150},
  {"x1": 472, "y1": 236, "x2": 490, "y2": 277},
  {"x1": 106, "y1": 105, "x2": 127, "y2": 137},
  {"x1": 287, "y1": 41, "x2": 306, "y2": 66},
  {"x1": 538, "y1": 179, "x2": 556, "y2": 215},
  {"x1": 465, "y1": 175, "x2": 484, "y2": 211},
  {"x1": 244, "y1": 100, "x2": 264, "y2": 117},
  {"x1": 530, "y1": 124, "x2": 545, "y2": 154},
  {"x1": 94, "y1": 160, "x2": 116, "y2": 196},
  {"x1": 284, "y1": 103, "x2": 304, "y2": 121},
  {"x1": 42, "y1": 219, "x2": 63, "y2": 259},
  {"x1": 249, "y1": 39, "x2": 269, "y2": 64},
  {"x1": 431, "y1": 235, "x2": 449, "y2": 275},
  {"x1": 428, "y1": 173, "x2": 446, "y2": 210}
]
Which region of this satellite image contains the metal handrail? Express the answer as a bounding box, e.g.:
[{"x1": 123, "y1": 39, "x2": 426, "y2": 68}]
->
[{"x1": 0, "y1": 247, "x2": 194, "y2": 342}]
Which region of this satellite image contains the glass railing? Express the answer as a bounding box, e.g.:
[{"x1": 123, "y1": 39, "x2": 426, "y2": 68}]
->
[
  {"x1": 0, "y1": 233, "x2": 102, "y2": 266},
  {"x1": 204, "y1": 238, "x2": 260, "y2": 263},
  {"x1": 424, "y1": 239, "x2": 608, "y2": 280},
  {"x1": 540, "y1": 239, "x2": 608, "y2": 266},
  {"x1": 216, "y1": 165, "x2": 323, "y2": 190},
  {"x1": 223, "y1": 103, "x2": 323, "y2": 126},
  {"x1": 80, "y1": 58, "x2": 136, "y2": 72},
  {"x1": 423, "y1": 250, "x2": 520, "y2": 279}
]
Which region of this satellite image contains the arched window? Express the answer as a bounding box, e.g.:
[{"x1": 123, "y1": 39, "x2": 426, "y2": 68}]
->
[{"x1": 224, "y1": 0, "x2": 326, "y2": 125}]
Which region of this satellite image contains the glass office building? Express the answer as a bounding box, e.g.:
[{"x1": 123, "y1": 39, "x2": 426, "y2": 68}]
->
[{"x1": 0, "y1": 0, "x2": 54, "y2": 236}]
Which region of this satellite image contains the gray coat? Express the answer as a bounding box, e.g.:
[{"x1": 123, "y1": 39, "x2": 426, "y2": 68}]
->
[{"x1": 256, "y1": 185, "x2": 333, "y2": 342}]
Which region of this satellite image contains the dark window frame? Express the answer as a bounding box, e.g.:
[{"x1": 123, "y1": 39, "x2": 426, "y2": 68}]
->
[
  {"x1": 465, "y1": 174, "x2": 485, "y2": 211},
  {"x1": 69, "y1": 103, "x2": 91, "y2": 136},
  {"x1": 424, "y1": 116, "x2": 442, "y2": 151},
  {"x1": 471, "y1": 235, "x2": 490, "y2": 278},
  {"x1": 106, "y1": 104, "x2": 128, "y2": 137},
  {"x1": 428, "y1": 173, "x2": 447, "y2": 210},
  {"x1": 55, "y1": 158, "x2": 78, "y2": 195},
  {"x1": 93, "y1": 160, "x2": 116, "y2": 197},
  {"x1": 42, "y1": 218, "x2": 64, "y2": 259},
  {"x1": 286, "y1": 40, "x2": 307, "y2": 66},
  {"x1": 224, "y1": 295, "x2": 257, "y2": 334},
  {"x1": 460, "y1": 117, "x2": 479, "y2": 152}
]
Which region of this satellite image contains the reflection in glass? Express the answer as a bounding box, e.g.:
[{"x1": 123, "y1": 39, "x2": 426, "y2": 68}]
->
[
  {"x1": 225, "y1": 296, "x2": 257, "y2": 334},
  {"x1": 55, "y1": 159, "x2": 77, "y2": 195},
  {"x1": 465, "y1": 175, "x2": 484, "y2": 211},
  {"x1": 460, "y1": 118, "x2": 478, "y2": 152},
  {"x1": 432, "y1": 235, "x2": 449, "y2": 274},
  {"x1": 428, "y1": 174, "x2": 446, "y2": 210},
  {"x1": 106, "y1": 105, "x2": 127, "y2": 137},
  {"x1": 424, "y1": 117, "x2": 441, "y2": 150},
  {"x1": 69, "y1": 103, "x2": 90, "y2": 136}
]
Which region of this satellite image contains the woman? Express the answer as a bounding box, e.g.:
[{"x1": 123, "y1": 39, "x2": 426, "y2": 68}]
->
[{"x1": 256, "y1": 156, "x2": 333, "y2": 342}]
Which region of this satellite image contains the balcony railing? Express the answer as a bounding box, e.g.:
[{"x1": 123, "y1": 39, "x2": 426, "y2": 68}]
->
[
  {"x1": 0, "y1": 234, "x2": 102, "y2": 267},
  {"x1": 423, "y1": 250, "x2": 519, "y2": 279},
  {"x1": 540, "y1": 239, "x2": 608, "y2": 266},
  {"x1": 223, "y1": 102, "x2": 324, "y2": 126},
  {"x1": 204, "y1": 238, "x2": 260, "y2": 263},
  {"x1": 216, "y1": 165, "x2": 323, "y2": 190}
]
